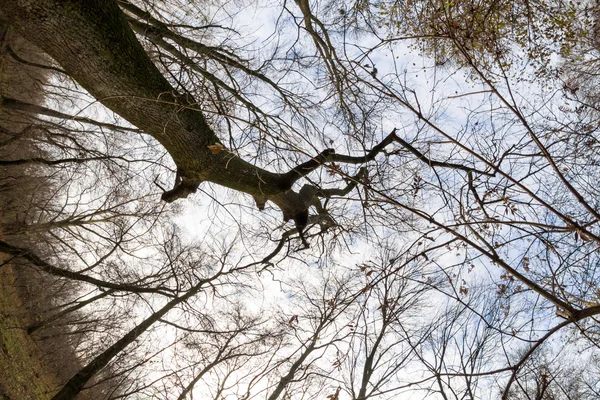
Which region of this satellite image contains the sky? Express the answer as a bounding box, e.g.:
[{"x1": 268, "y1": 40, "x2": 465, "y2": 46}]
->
[{"x1": 20, "y1": 0, "x2": 600, "y2": 398}]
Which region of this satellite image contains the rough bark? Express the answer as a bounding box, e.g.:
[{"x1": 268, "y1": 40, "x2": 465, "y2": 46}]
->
[
  {"x1": 0, "y1": 0, "x2": 313, "y2": 208},
  {"x1": 2, "y1": 0, "x2": 430, "y2": 238}
]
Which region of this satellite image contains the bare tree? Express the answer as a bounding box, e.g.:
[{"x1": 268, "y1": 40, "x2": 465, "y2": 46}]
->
[{"x1": 4, "y1": 0, "x2": 600, "y2": 399}]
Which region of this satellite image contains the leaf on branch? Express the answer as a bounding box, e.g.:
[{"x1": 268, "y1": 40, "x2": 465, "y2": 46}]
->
[
  {"x1": 514, "y1": 285, "x2": 523, "y2": 293},
  {"x1": 326, "y1": 387, "x2": 341, "y2": 399},
  {"x1": 207, "y1": 143, "x2": 226, "y2": 154},
  {"x1": 581, "y1": 232, "x2": 591, "y2": 242},
  {"x1": 459, "y1": 284, "x2": 469, "y2": 296},
  {"x1": 328, "y1": 162, "x2": 342, "y2": 176},
  {"x1": 497, "y1": 283, "x2": 507, "y2": 296}
]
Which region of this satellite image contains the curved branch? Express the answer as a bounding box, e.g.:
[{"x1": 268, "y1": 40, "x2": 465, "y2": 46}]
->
[
  {"x1": 5, "y1": 44, "x2": 67, "y2": 74},
  {"x1": 329, "y1": 130, "x2": 399, "y2": 165},
  {"x1": 329, "y1": 129, "x2": 492, "y2": 176},
  {"x1": 0, "y1": 240, "x2": 174, "y2": 296},
  {"x1": 316, "y1": 167, "x2": 367, "y2": 198},
  {"x1": 0, "y1": 97, "x2": 142, "y2": 132},
  {"x1": 500, "y1": 302, "x2": 600, "y2": 399},
  {"x1": 0, "y1": 156, "x2": 120, "y2": 166},
  {"x1": 281, "y1": 148, "x2": 334, "y2": 188},
  {"x1": 118, "y1": 1, "x2": 291, "y2": 99}
]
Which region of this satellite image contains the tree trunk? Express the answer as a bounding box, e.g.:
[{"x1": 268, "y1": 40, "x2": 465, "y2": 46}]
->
[
  {"x1": 0, "y1": 0, "x2": 302, "y2": 201},
  {"x1": 51, "y1": 281, "x2": 206, "y2": 400}
]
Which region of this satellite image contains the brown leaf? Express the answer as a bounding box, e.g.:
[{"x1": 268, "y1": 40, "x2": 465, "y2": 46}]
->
[
  {"x1": 328, "y1": 162, "x2": 342, "y2": 176},
  {"x1": 207, "y1": 143, "x2": 226, "y2": 154},
  {"x1": 327, "y1": 387, "x2": 341, "y2": 400},
  {"x1": 581, "y1": 232, "x2": 591, "y2": 242}
]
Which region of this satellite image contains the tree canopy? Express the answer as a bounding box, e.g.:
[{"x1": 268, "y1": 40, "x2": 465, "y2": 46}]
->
[{"x1": 2, "y1": 0, "x2": 600, "y2": 399}]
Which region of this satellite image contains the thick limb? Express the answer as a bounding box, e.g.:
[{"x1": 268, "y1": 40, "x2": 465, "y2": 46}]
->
[{"x1": 280, "y1": 148, "x2": 335, "y2": 189}]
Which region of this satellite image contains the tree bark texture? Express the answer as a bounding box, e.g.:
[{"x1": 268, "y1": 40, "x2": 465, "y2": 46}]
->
[{"x1": 0, "y1": 0, "x2": 302, "y2": 203}]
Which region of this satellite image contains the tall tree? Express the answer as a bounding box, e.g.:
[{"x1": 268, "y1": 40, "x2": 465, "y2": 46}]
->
[{"x1": 5, "y1": 0, "x2": 600, "y2": 399}]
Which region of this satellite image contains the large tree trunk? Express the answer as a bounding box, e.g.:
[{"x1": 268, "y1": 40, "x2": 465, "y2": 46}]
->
[{"x1": 0, "y1": 0, "x2": 301, "y2": 201}]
